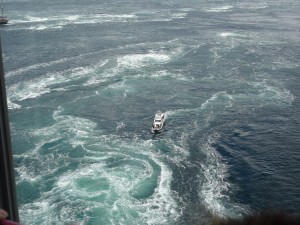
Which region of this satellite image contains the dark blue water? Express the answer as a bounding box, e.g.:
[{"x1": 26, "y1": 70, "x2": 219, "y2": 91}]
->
[{"x1": 1, "y1": 0, "x2": 300, "y2": 224}]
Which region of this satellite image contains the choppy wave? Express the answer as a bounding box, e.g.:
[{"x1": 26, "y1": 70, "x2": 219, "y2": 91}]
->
[
  {"x1": 7, "y1": 41, "x2": 185, "y2": 105},
  {"x1": 8, "y1": 8, "x2": 189, "y2": 31}
]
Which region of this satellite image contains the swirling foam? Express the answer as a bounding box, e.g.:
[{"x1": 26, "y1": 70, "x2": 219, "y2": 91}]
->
[{"x1": 16, "y1": 108, "x2": 179, "y2": 224}]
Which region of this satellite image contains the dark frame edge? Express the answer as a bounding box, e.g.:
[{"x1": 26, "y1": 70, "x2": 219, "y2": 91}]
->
[{"x1": 0, "y1": 36, "x2": 20, "y2": 222}]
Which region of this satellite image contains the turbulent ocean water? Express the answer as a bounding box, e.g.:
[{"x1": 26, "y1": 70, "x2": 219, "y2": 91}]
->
[{"x1": 1, "y1": 0, "x2": 300, "y2": 224}]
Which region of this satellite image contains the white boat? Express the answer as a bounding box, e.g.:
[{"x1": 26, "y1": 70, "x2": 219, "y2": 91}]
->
[{"x1": 151, "y1": 112, "x2": 165, "y2": 132}]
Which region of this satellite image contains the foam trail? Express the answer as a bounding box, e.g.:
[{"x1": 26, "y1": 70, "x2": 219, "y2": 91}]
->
[{"x1": 199, "y1": 132, "x2": 247, "y2": 218}]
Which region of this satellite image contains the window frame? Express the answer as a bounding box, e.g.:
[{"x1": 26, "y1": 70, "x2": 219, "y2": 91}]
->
[{"x1": 0, "y1": 39, "x2": 19, "y2": 222}]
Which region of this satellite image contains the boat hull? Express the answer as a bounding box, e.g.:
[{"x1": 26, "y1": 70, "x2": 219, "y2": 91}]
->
[
  {"x1": 0, "y1": 17, "x2": 8, "y2": 24},
  {"x1": 151, "y1": 112, "x2": 165, "y2": 133}
]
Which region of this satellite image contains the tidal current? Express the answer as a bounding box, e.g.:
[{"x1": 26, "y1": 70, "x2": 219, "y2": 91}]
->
[{"x1": 2, "y1": 0, "x2": 300, "y2": 224}]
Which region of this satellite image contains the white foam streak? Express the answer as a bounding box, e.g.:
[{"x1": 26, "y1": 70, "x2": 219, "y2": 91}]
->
[
  {"x1": 205, "y1": 6, "x2": 234, "y2": 12},
  {"x1": 10, "y1": 9, "x2": 190, "y2": 31},
  {"x1": 86, "y1": 47, "x2": 183, "y2": 86},
  {"x1": 6, "y1": 98, "x2": 21, "y2": 109},
  {"x1": 237, "y1": 3, "x2": 269, "y2": 10},
  {"x1": 147, "y1": 165, "x2": 178, "y2": 224},
  {"x1": 201, "y1": 91, "x2": 234, "y2": 110},
  {"x1": 6, "y1": 57, "x2": 74, "y2": 78},
  {"x1": 200, "y1": 132, "x2": 232, "y2": 217},
  {"x1": 219, "y1": 32, "x2": 246, "y2": 38},
  {"x1": 7, "y1": 65, "x2": 96, "y2": 101},
  {"x1": 117, "y1": 51, "x2": 171, "y2": 69},
  {"x1": 12, "y1": 13, "x2": 138, "y2": 31},
  {"x1": 27, "y1": 16, "x2": 48, "y2": 22},
  {"x1": 249, "y1": 80, "x2": 295, "y2": 105},
  {"x1": 15, "y1": 164, "x2": 41, "y2": 183}
]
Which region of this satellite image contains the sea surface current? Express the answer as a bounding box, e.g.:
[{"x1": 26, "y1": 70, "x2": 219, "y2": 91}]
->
[{"x1": 1, "y1": 0, "x2": 300, "y2": 224}]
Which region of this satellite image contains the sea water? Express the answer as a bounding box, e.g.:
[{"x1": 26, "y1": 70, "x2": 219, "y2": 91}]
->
[{"x1": 1, "y1": 0, "x2": 300, "y2": 224}]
